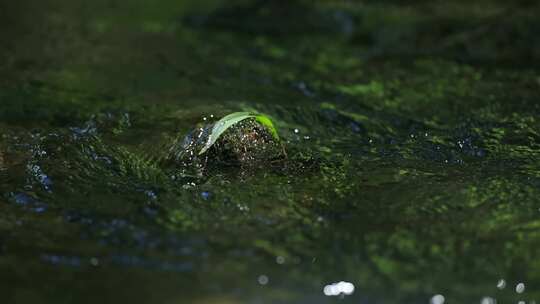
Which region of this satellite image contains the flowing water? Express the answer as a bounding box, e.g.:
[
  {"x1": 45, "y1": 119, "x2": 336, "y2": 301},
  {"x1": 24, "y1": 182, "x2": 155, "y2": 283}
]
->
[{"x1": 1, "y1": 1, "x2": 540, "y2": 303}]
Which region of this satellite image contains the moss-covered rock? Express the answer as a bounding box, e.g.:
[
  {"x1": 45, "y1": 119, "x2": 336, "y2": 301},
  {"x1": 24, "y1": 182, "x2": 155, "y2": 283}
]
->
[{"x1": 164, "y1": 117, "x2": 284, "y2": 176}]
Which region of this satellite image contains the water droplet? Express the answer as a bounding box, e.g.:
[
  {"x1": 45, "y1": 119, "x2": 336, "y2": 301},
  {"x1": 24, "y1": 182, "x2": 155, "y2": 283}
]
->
[
  {"x1": 258, "y1": 275, "x2": 269, "y2": 285},
  {"x1": 90, "y1": 257, "x2": 100, "y2": 266},
  {"x1": 496, "y1": 279, "x2": 506, "y2": 289},
  {"x1": 144, "y1": 190, "x2": 158, "y2": 201},
  {"x1": 323, "y1": 285, "x2": 335, "y2": 296},
  {"x1": 430, "y1": 294, "x2": 445, "y2": 304},
  {"x1": 516, "y1": 283, "x2": 525, "y2": 293}
]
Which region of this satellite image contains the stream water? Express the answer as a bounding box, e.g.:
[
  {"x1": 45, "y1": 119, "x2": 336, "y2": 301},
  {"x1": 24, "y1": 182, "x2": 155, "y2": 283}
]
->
[{"x1": 1, "y1": 1, "x2": 540, "y2": 303}]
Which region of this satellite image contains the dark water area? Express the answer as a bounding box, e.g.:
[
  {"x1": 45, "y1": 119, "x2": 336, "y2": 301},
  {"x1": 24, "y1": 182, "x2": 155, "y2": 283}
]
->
[{"x1": 1, "y1": 1, "x2": 540, "y2": 303}]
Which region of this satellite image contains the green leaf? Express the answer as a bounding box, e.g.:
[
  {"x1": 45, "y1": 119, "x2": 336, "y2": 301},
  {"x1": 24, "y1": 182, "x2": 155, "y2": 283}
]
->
[
  {"x1": 198, "y1": 112, "x2": 279, "y2": 155},
  {"x1": 255, "y1": 115, "x2": 279, "y2": 141}
]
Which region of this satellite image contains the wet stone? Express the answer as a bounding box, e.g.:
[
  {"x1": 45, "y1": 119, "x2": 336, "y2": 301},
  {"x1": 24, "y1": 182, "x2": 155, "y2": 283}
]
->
[{"x1": 164, "y1": 118, "x2": 284, "y2": 175}]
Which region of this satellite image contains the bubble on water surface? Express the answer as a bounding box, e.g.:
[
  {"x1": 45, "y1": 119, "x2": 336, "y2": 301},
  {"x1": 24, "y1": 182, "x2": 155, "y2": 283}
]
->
[
  {"x1": 258, "y1": 275, "x2": 269, "y2": 285},
  {"x1": 496, "y1": 279, "x2": 506, "y2": 289},
  {"x1": 480, "y1": 296, "x2": 496, "y2": 304},
  {"x1": 90, "y1": 257, "x2": 100, "y2": 267},
  {"x1": 430, "y1": 294, "x2": 445, "y2": 304},
  {"x1": 516, "y1": 283, "x2": 525, "y2": 293},
  {"x1": 237, "y1": 203, "x2": 250, "y2": 212}
]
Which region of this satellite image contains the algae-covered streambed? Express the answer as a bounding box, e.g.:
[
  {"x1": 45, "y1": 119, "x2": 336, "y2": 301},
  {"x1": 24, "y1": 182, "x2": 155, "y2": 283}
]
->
[{"x1": 1, "y1": 1, "x2": 540, "y2": 303}]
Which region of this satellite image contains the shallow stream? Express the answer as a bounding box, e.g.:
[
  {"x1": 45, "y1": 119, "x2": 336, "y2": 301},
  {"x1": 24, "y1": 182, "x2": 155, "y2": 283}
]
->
[{"x1": 1, "y1": 1, "x2": 540, "y2": 303}]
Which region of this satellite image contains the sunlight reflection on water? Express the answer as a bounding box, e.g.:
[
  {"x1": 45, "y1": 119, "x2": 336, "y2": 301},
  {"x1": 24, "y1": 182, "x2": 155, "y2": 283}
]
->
[
  {"x1": 323, "y1": 281, "x2": 354, "y2": 297},
  {"x1": 430, "y1": 294, "x2": 445, "y2": 304}
]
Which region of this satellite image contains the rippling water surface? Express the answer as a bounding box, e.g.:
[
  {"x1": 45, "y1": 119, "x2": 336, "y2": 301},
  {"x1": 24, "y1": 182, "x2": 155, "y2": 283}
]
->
[{"x1": 1, "y1": 1, "x2": 540, "y2": 303}]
